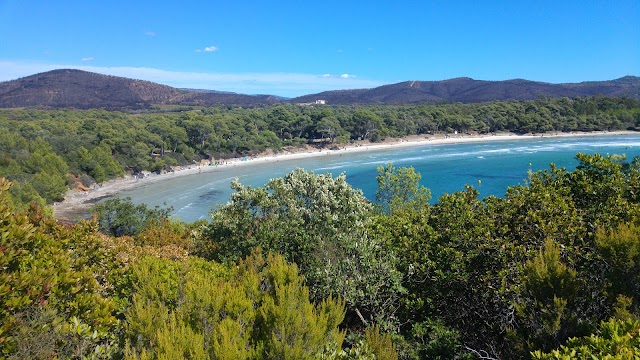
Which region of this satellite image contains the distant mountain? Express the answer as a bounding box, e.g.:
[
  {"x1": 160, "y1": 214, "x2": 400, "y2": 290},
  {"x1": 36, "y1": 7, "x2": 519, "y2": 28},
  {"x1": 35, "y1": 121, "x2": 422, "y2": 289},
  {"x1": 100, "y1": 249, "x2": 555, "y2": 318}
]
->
[
  {"x1": 0, "y1": 69, "x2": 179, "y2": 109},
  {"x1": 291, "y1": 76, "x2": 640, "y2": 104},
  {"x1": 0, "y1": 69, "x2": 638, "y2": 109},
  {"x1": 0, "y1": 69, "x2": 281, "y2": 109}
]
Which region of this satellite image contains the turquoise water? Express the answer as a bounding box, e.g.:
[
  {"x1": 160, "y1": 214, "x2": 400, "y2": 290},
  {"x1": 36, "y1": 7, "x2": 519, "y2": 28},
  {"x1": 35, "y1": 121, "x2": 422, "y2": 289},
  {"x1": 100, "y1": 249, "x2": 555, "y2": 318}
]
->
[{"x1": 115, "y1": 134, "x2": 640, "y2": 222}]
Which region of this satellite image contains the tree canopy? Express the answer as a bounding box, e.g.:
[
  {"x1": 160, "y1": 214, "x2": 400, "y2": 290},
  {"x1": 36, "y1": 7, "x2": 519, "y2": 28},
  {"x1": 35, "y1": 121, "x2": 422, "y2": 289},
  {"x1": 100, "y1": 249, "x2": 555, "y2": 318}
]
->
[
  {"x1": 2, "y1": 97, "x2": 640, "y2": 358},
  {"x1": 1, "y1": 96, "x2": 638, "y2": 207}
]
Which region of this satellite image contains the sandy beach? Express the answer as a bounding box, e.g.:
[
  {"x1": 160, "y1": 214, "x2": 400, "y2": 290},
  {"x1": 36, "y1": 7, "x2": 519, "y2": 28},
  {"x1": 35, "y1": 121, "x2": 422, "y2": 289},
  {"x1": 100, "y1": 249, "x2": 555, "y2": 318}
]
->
[{"x1": 52, "y1": 130, "x2": 635, "y2": 221}]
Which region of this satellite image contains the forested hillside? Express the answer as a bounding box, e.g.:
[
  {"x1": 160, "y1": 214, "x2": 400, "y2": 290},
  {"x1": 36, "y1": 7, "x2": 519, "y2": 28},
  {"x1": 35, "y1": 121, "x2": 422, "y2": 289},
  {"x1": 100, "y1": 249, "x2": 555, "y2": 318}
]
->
[
  {"x1": 1, "y1": 96, "x2": 639, "y2": 208},
  {"x1": 2, "y1": 70, "x2": 639, "y2": 108},
  {"x1": 2, "y1": 152, "x2": 640, "y2": 358},
  {"x1": 0, "y1": 70, "x2": 281, "y2": 109},
  {"x1": 292, "y1": 76, "x2": 640, "y2": 104}
]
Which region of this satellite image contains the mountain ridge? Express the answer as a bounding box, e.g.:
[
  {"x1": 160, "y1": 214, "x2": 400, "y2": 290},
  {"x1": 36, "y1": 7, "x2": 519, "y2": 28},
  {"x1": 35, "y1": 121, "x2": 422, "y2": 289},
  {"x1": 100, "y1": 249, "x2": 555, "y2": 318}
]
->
[
  {"x1": 0, "y1": 69, "x2": 281, "y2": 109},
  {"x1": 0, "y1": 69, "x2": 638, "y2": 109},
  {"x1": 291, "y1": 76, "x2": 640, "y2": 104}
]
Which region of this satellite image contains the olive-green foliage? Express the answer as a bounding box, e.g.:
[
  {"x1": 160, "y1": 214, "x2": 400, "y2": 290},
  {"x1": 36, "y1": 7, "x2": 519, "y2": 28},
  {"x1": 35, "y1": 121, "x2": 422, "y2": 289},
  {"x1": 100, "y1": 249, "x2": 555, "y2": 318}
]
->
[
  {"x1": 124, "y1": 250, "x2": 346, "y2": 359},
  {"x1": 75, "y1": 144, "x2": 124, "y2": 183},
  {"x1": 371, "y1": 154, "x2": 640, "y2": 359},
  {"x1": 4, "y1": 98, "x2": 640, "y2": 358},
  {"x1": 320, "y1": 325, "x2": 400, "y2": 360},
  {"x1": 135, "y1": 217, "x2": 194, "y2": 248},
  {"x1": 30, "y1": 171, "x2": 69, "y2": 203},
  {"x1": 409, "y1": 186, "x2": 512, "y2": 357},
  {"x1": 512, "y1": 239, "x2": 579, "y2": 352},
  {"x1": 595, "y1": 223, "x2": 640, "y2": 308},
  {"x1": 406, "y1": 320, "x2": 469, "y2": 360},
  {"x1": 369, "y1": 207, "x2": 474, "y2": 359},
  {"x1": 198, "y1": 169, "x2": 405, "y2": 331},
  {"x1": 349, "y1": 109, "x2": 384, "y2": 141},
  {"x1": 5, "y1": 180, "x2": 47, "y2": 212},
  {"x1": 531, "y1": 318, "x2": 640, "y2": 359},
  {"x1": 375, "y1": 163, "x2": 431, "y2": 214},
  {"x1": 1, "y1": 96, "x2": 638, "y2": 208},
  {"x1": 568, "y1": 153, "x2": 640, "y2": 230},
  {"x1": 19, "y1": 139, "x2": 70, "y2": 203},
  {"x1": 91, "y1": 197, "x2": 173, "y2": 237},
  {"x1": 0, "y1": 178, "x2": 120, "y2": 358},
  {"x1": 364, "y1": 325, "x2": 398, "y2": 360}
]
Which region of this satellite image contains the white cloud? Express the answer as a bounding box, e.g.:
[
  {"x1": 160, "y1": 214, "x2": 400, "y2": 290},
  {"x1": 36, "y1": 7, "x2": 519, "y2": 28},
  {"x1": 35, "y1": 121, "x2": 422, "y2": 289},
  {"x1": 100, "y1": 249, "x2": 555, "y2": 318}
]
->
[
  {"x1": 322, "y1": 73, "x2": 357, "y2": 79},
  {"x1": 81, "y1": 57, "x2": 95, "y2": 62},
  {"x1": 196, "y1": 46, "x2": 218, "y2": 53},
  {"x1": 145, "y1": 31, "x2": 156, "y2": 37},
  {"x1": 0, "y1": 61, "x2": 385, "y2": 97}
]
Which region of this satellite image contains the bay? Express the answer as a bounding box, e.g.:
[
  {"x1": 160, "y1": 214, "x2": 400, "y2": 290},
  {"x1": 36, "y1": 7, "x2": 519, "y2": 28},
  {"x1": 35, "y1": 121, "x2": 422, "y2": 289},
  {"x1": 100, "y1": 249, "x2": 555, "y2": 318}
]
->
[{"x1": 115, "y1": 134, "x2": 640, "y2": 222}]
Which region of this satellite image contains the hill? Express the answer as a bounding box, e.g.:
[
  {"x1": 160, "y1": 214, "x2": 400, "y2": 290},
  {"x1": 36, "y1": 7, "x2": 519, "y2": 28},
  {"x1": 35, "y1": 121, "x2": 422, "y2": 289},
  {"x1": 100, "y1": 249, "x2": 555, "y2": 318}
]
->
[
  {"x1": 0, "y1": 69, "x2": 638, "y2": 108},
  {"x1": 291, "y1": 76, "x2": 640, "y2": 104},
  {"x1": 0, "y1": 69, "x2": 281, "y2": 109}
]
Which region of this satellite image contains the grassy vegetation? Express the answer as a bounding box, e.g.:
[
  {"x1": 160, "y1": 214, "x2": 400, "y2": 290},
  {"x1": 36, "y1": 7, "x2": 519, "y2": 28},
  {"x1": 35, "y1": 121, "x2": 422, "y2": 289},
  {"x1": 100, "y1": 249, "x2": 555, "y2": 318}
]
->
[{"x1": 2, "y1": 151, "x2": 640, "y2": 358}]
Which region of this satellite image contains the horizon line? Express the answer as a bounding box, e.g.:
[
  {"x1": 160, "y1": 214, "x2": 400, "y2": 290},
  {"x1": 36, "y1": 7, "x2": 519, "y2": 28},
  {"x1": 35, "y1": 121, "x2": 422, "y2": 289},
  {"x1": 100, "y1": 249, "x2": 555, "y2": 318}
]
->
[{"x1": 0, "y1": 61, "x2": 637, "y2": 98}]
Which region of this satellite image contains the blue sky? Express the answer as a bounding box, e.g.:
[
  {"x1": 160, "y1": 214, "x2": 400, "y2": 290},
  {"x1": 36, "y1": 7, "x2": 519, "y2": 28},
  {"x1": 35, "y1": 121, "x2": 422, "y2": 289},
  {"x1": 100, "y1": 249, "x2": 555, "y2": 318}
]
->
[{"x1": 1, "y1": 1, "x2": 638, "y2": 97}]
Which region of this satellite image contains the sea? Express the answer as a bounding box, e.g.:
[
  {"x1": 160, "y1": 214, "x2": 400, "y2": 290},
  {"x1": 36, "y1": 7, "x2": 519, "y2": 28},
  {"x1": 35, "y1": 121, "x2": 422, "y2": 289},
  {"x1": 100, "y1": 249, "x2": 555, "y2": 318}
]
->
[{"x1": 113, "y1": 134, "x2": 640, "y2": 223}]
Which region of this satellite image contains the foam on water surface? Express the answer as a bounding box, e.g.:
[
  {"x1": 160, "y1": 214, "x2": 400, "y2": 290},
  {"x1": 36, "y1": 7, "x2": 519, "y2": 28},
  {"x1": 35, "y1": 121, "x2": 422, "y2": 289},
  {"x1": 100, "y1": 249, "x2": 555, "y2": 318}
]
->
[{"x1": 115, "y1": 134, "x2": 640, "y2": 222}]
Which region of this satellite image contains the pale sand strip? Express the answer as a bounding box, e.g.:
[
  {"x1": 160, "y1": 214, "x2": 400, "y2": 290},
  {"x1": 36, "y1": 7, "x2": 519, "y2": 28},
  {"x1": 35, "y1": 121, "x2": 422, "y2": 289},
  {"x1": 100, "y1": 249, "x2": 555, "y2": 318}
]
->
[{"x1": 52, "y1": 131, "x2": 635, "y2": 221}]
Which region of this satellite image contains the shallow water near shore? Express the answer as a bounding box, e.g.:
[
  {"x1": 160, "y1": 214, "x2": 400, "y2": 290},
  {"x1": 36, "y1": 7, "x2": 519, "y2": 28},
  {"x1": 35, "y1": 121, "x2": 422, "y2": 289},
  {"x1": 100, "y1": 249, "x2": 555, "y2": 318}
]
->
[{"x1": 115, "y1": 134, "x2": 640, "y2": 222}]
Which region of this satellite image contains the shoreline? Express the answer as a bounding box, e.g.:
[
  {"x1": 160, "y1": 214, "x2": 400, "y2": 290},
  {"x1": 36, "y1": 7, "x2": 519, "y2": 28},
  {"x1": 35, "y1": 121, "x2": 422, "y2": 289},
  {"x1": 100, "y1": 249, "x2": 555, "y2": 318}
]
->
[{"x1": 52, "y1": 130, "x2": 636, "y2": 222}]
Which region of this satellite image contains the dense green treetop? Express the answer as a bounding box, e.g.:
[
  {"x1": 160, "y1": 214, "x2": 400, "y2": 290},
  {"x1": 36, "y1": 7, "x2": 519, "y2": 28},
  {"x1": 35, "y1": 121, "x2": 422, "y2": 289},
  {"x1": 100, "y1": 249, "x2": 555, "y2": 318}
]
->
[
  {"x1": 0, "y1": 96, "x2": 638, "y2": 207},
  {"x1": 196, "y1": 169, "x2": 405, "y2": 333},
  {"x1": 3, "y1": 150, "x2": 640, "y2": 358},
  {"x1": 2, "y1": 96, "x2": 640, "y2": 358}
]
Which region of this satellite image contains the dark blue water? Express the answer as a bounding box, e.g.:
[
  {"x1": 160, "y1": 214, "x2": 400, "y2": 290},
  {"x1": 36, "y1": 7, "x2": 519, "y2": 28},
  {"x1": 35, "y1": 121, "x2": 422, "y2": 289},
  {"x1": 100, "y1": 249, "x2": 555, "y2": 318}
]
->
[{"x1": 116, "y1": 134, "x2": 640, "y2": 222}]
